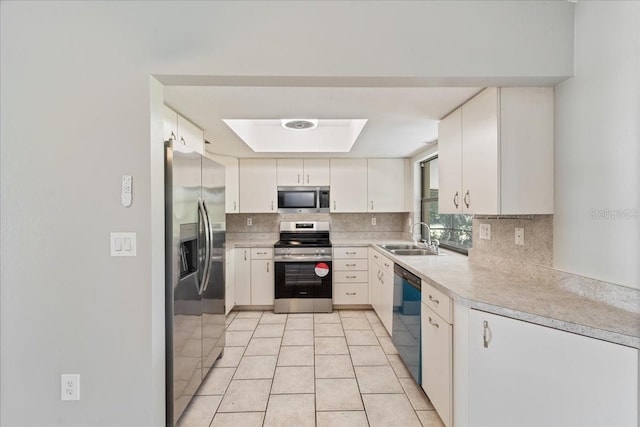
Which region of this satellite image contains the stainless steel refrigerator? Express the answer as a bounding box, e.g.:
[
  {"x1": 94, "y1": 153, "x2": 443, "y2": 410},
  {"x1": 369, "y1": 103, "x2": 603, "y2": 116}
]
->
[{"x1": 165, "y1": 140, "x2": 226, "y2": 427}]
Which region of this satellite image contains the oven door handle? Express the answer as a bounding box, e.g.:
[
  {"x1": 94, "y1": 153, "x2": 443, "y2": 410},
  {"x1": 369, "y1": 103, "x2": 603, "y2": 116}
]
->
[{"x1": 273, "y1": 257, "x2": 332, "y2": 262}]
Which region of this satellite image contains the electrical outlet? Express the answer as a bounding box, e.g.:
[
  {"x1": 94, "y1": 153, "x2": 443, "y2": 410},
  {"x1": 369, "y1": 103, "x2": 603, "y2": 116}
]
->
[
  {"x1": 61, "y1": 374, "x2": 80, "y2": 401},
  {"x1": 515, "y1": 228, "x2": 524, "y2": 245},
  {"x1": 246, "y1": 217, "x2": 252, "y2": 226},
  {"x1": 479, "y1": 223, "x2": 491, "y2": 240},
  {"x1": 371, "y1": 217, "x2": 376, "y2": 226}
]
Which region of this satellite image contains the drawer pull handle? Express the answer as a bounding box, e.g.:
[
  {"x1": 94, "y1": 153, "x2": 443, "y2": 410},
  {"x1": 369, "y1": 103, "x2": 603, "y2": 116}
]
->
[
  {"x1": 346, "y1": 263, "x2": 356, "y2": 267},
  {"x1": 346, "y1": 251, "x2": 356, "y2": 255},
  {"x1": 428, "y1": 317, "x2": 440, "y2": 328},
  {"x1": 428, "y1": 295, "x2": 440, "y2": 304},
  {"x1": 346, "y1": 292, "x2": 357, "y2": 296},
  {"x1": 384, "y1": 262, "x2": 390, "y2": 268},
  {"x1": 346, "y1": 275, "x2": 356, "y2": 279},
  {"x1": 256, "y1": 252, "x2": 267, "y2": 255}
]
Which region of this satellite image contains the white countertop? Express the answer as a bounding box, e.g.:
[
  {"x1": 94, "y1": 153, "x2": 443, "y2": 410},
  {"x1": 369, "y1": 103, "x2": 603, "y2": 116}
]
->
[
  {"x1": 367, "y1": 244, "x2": 640, "y2": 349},
  {"x1": 226, "y1": 238, "x2": 639, "y2": 348}
]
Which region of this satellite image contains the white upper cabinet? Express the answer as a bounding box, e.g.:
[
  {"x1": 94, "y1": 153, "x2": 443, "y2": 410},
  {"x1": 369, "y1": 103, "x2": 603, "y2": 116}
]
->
[
  {"x1": 303, "y1": 159, "x2": 330, "y2": 186},
  {"x1": 438, "y1": 109, "x2": 463, "y2": 214},
  {"x1": 207, "y1": 154, "x2": 240, "y2": 213},
  {"x1": 367, "y1": 159, "x2": 405, "y2": 212},
  {"x1": 277, "y1": 158, "x2": 330, "y2": 186},
  {"x1": 330, "y1": 159, "x2": 368, "y2": 212},
  {"x1": 239, "y1": 159, "x2": 277, "y2": 213},
  {"x1": 462, "y1": 87, "x2": 499, "y2": 215},
  {"x1": 163, "y1": 105, "x2": 178, "y2": 143},
  {"x1": 163, "y1": 105, "x2": 204, "y2": 155},
  {"x1": 438, "y1": 87, "x2": 553, "y2": 215}
]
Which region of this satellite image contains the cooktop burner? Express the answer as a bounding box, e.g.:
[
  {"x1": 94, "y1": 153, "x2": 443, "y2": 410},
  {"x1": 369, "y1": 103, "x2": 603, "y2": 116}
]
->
[{"x1": 274, "y1": 221, "x2": 331, "y2": 249}]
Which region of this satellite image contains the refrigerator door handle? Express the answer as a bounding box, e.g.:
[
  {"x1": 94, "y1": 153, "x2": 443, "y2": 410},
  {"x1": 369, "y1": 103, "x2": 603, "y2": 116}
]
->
[
  {"x1": 201, "y1": 199, "x2": 214, "y2": 292},
  {"x1": 197, "y1": 198, "x2": 211, "y2": 295}
]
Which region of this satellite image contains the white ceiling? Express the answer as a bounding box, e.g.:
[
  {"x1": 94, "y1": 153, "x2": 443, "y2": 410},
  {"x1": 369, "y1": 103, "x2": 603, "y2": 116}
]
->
[{"x1": 163, "y1": 85, "x2": 482, "y2": 158}]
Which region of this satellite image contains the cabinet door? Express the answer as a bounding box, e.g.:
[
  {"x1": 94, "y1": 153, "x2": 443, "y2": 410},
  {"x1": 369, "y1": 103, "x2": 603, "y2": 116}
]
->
[
  {"x1": 208, "y1": 154, "x2": 240, "y2": 213},
  {"x1": 422, "y1": 305, "x2": 452, "y2": 427},
  {"x1": 367, "y1": 159, "x2": 405, "y2": 212},
  {"x1": 251, "y1": 259, "x2": 274, "y2": 305},
  {"x1": 438, "y1": 108, "x2": 463, "y2": 214},
  {"x1": 368, "y1": 250, "x2": 381, "y2": 309},
  {"x1": 163, "y1": 105, "x2": 178, "y2": 143},
  {"x1": 277, "y1": 159, "x2": 304, "y2": 186},
  {"x1": 379, "y1": 266, "x2": 394, "y2": 335},
  {"x1": 225, "y1": 248, "x2": 235, "y2": 315},
  {"x1": 234, "y1": 248, "x2": 251, "y2": 305},
  {"x1": 177, "y1": 114, "x2": 204, "y2": 155},
  {"x1": 468, "y1": 310, "x2": 638, "y2": 427},
  {"x1": 226, "y1": 158, "x2": 239, "y2": 214},
  {"x1": 239, "y1": 159, "x2": 277, "y2": 213},
  {"x1": 462, "y1": 88, "x2": 499, "y2": 215},
  {"x1": 330, "y1": 159, "x2": 367, "y2": 212},
  {"x1": 303, "y1": 159, "x2": 330, "y2": 186}
]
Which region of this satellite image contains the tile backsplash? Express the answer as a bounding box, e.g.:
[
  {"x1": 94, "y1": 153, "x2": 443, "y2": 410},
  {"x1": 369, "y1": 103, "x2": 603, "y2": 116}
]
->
[
  {"x1": 470, "y1": 215, "x2": 553, "y2": 266},
  {"x1": 227, "y1": 213, "x2": 411, "y2": 242}
]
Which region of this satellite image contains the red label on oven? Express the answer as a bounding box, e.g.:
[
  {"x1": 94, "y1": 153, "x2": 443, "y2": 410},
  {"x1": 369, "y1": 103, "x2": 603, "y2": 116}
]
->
[{"x1": 315, "y1": 262, "x2": 330, "y2": 278}]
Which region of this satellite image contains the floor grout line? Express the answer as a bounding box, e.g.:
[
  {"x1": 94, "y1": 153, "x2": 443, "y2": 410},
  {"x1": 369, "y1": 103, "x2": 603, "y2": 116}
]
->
[{"x1": 194, "y1": 309, "x2": 440, "y2": 427}]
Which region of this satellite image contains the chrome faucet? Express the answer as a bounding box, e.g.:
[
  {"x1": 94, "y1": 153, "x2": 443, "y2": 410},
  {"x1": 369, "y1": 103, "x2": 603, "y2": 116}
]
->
[
  {"x1": 410, "y1": 221, "x2": 439, "y2": 254},
  {"x1": 410, "y1": 222, "x2": 431, "y2": 246}
]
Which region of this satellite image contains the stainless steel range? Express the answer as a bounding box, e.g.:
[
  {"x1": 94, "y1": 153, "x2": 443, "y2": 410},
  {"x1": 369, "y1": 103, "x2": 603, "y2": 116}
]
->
[{"x1": 273, "y1": 221, "x2": 333, "y2": 313}]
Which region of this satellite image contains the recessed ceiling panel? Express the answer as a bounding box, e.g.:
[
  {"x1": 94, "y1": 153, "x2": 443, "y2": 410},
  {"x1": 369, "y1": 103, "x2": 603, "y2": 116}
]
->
[{"x1": 223, "y1": 119, "x2": 367, "y2": 152}]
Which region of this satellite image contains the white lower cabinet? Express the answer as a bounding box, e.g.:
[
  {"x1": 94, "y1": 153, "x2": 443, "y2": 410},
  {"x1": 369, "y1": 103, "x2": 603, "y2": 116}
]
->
[
  {"x1": 250, "y1": 259, "x2": 274, "y2": 305},
  {"x1": 225, "y1": 248, "x2": 235, "y2": 315},
  {"x1": 368, "y1": 249, "x2": 393, "y2": 334},
  {"x1": 421, "y1": 304, "x2": 453, "y2": 427},
  {"x1": 233, "y1": 247, "x2": 274, "y2": 306},
  {"x1": 333, "y1": 247, "x2": 368, "y2": 305},
  {"x1": 467, "y1": 309, "x2": 639, "y2": 427}
]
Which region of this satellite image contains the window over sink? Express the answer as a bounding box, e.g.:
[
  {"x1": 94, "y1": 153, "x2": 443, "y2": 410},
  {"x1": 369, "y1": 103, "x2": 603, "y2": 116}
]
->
[{"x1": 421, "y1": 156, "x2": 472, "y2": 254}]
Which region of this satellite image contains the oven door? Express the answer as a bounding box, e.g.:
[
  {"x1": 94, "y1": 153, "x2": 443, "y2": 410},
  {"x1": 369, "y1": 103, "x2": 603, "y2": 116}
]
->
[{"x1": 274, "y1": 260, "x2": 332, "y2": 299}]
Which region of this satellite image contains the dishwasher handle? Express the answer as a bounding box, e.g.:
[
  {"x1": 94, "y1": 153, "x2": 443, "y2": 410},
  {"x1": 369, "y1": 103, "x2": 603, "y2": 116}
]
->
[{"x1": 393, "y1": 263, "x2": 421, "y2": 291}]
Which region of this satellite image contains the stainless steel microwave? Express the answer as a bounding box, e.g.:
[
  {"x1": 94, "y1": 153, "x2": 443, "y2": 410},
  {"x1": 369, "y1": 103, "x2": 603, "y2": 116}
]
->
[{"x1": 277, "y1": 186, "x2": 330, "y2": 213}]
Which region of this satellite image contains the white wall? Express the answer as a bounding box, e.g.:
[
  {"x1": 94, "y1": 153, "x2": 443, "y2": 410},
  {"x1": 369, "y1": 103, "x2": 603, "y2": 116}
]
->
[
  {"x1": 554, "y1": 2, "x2": 640, "y2": 289},
  {"x1": 0, "y1": 2, "x2": 574, "y2": 426}
]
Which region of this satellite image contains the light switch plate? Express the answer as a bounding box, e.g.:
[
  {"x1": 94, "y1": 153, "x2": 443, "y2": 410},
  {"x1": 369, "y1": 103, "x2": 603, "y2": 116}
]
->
[
  {"x1": 110, "y1": 232, "x2": 136, "y2": 256},
  {"x1": 371, "y1": 217, "x2": 376, "y2": 226},
  {"x1": 479, "y1": 224, "x2": 491, "y2": 240}
]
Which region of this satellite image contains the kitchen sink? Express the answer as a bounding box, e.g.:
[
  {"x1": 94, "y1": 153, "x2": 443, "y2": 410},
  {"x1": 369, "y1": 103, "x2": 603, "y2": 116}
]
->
[
  {"x1": 389, "y1": 249, "x2": 440, "y2": 256},
  {"x1": 378, "y1": 244, "x2": 426, "y2": 251},
  {"x1": 377, "y1": 244, "x2": 445, "y2": 256}
]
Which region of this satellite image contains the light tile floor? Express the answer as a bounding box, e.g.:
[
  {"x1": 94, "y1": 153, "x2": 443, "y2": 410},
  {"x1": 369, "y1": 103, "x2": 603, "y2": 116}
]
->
[{"x1": 179, "y1": 309, "x2": 445, "y2": 427}]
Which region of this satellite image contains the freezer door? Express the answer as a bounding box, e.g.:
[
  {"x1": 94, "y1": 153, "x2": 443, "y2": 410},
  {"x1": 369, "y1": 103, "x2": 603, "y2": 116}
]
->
[
  {"x1": 201, "y1": 157, "x2": 226, "y2": 373},
  {"x1": 166, "y1": 147, "x2": 204, "y2": 426}
]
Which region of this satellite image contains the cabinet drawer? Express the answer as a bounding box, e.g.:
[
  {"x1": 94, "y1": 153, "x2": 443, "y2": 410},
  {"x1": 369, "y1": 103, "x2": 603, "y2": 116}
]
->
[
  {"x1": 333, "y1": 283, "x2": 369, "y2": 304},
  {"x1": 333, "y1": 247, "x2": 368, "y2": 259},
  {"x1": 333, "y1": 259, "x2": 368, "y2": 271},
  {"x1": 422, "y1": 282, "x2": 452, "y2": 324},
  {"x1": 371, "y1": 252, "x2": 393, "y2": 273},
  {"x1": 334, "y1": 271, "x2": 368, "y2": 283},
  {"x1": 251, "y1": 247, "x2": 273, "y2": 259}
]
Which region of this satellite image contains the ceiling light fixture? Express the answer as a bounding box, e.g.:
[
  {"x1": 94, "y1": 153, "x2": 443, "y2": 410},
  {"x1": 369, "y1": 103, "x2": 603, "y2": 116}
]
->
[{"x1": 281, "y1": 119, "x2": 318, "y2": 131}]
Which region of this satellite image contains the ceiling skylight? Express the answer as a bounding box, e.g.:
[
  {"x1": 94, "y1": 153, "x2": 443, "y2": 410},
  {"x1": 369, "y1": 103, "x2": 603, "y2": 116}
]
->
[{"x1": 222, "y1": 119, "x2": 367, "y2": 153}]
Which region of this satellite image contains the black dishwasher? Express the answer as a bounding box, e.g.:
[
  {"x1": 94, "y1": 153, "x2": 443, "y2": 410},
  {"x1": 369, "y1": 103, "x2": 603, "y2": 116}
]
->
[{"x1": 392, "y1": 264, "x2": 422, "y2": 385}]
